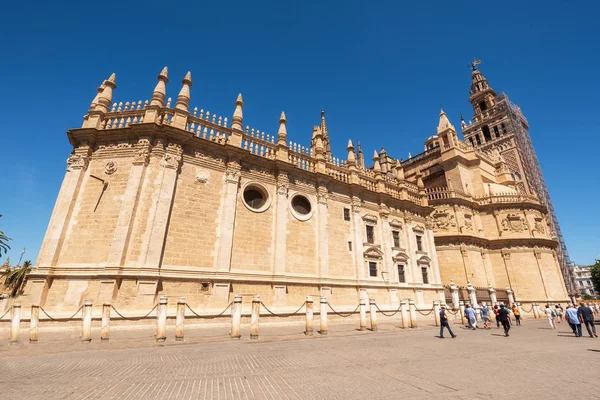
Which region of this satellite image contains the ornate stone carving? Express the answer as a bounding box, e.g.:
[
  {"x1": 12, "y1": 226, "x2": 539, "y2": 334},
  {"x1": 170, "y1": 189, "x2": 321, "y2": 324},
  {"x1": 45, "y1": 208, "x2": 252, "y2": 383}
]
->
[
  {"x1": 195, "y1": 168, "x2": 209, "y2": 183},
  {"x1": 163, "y1": 152, "x2": 182, "y2": 169},
  {"x1": 351, "y1": 197, "x2": 361, "y2": 213},
  {"x1": 133, "y1": 147, "x2": 150, "y2": 165},
  {"x1": 276, "y1": 173, "x2": 289, "y2": 196},
  {"x1": 432, "y1": 210, "x2": 456, "y2": 231},
  {"x1": 316, "y1": 186, "x2": 329, "y2": 205},
  {"x1": 104, "y1": 161, "x2": 118, "y2": 175},
  {"x1": 501, "y1": 213, "x2": 525, "y2": 232},
  {"x1": 533, "y1": 217, "x2": 545, "y2": 234},
  {"x1": 463, "y1": 214, "x2": 474, "y2": 232},
  {"x1": 225, "y1": 160, "x2": 241, "y2": 183},
  {"x1": 66, "y1": 154, "x2": 87, "y2": 171}
]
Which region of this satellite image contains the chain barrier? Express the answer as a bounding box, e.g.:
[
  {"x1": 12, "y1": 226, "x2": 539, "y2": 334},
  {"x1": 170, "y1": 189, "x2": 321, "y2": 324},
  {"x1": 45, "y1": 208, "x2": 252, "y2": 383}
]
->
[
  {"x1": 327, "y1": 303, "x2": 360, "y2": 318},
  {"x1": 39, "y1": 306, "x2": 83, "y2": 321},
  {"x1": 260, "y1": 301, "x2": 305, "y2": 317},
  {"x1": 0, "y1": 308, "x2": 10, "y2": 320},
  {"x1": 520, "y1": 304, "x2": 534, "y2": 313},
  {"x1": 416, "y1": 308, "x2": 435, "y2": 317},
  {"x1": 447, "y1": 309, "x2": 459, "y2": 315},
  {"x1": 374, "y1": 303, "x2": 402, "y2": 317},
  {"x1": 184, "y1": 302, "x2": 233, "y2": 319},
  {"x1": 111, "y1": 304, "x2": 158, "y2": 321}
]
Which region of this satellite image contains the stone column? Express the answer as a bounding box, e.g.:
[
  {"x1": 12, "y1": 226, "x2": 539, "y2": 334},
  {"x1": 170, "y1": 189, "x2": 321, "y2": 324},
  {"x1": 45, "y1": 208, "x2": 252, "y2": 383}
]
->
[
  {"x1": 106, "y1": 137, "x2": 150, "y2": 268},
  {"x1": 156, "y1": 296, "x2": 167, "y2": 342},
  {"x1": 101, "y1": 303, "x2": 111, "y2": 341},
  {"x1": 37, "y1": 145, "x2": 92, "y2": 268},
  {"x1": 305, "y1": 296, "x2": 313, "y2": 336},
  {"x1": 319, "y1": 297, "x2": 328, "y2": 335},
  {"x1": 176, "y1": 297, "x2": 185, "y2": 341},
  {"x1": 273, "y1": 173, "x2": 289, "y2": 275},
  {"x1": 250, "y1": 296, "x2": 260, "y2": 339},
  {"x1": 359, "y1": 297, "x2": 367, "y2": 331},
  {"x1": 215, "y1": 159, "x2": 242, "y2": 271},
  {"x1": 231, "y1": 295, "x2": 242, "y2": 339},
  {"x1": 316, "y1": 183, "x2": 329, "y2": 278},
  {"x1": 402, "y1": 219, "x2": 416, "y2": 283},
  {"x1": 409, "y1": 298, "x2": 417, "y2": 328},
  {"x1": 82, "y1": 300, "x2": 93, "y2": 343},
  {"x1": 400, "y1": 299, "x2": 409, "y2": 329},
  {"x1": 506, "y1": 286, "x2": 515, "y2": 305},
  {"x1": 467, "y1": 281, "x2": 478, "y2": 307},
  {"x1": 488, "y1": 284, "x2": 497, "y2": 305},
  {"x1": 10, "y1": 302, "x2": 21, "y2": 344},
  {"x1": 30, "y1": 305, "x2": 39, "y2": 342},
  {"x1": 426, "y1": 225, "x2": 442, "y2": 284},
  {"x1": 369, "y1": 298, "x2": 378, "y2": 332},
  {"x1": 450, "y1": 280, "x2": 460, "y2": 309},
  {"x1": 379, "y1": 207, "x2": 393, "y2": 281},
  {"x1": 350, "y1": 197, "x2": 365, "y2": 279},
  {"x1": 143, "y1": 142, "x2": 182, "y2": 270}
]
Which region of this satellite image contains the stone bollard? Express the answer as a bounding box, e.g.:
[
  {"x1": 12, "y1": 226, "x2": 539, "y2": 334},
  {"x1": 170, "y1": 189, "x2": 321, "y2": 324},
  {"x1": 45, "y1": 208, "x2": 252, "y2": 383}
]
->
[
  {"x1": 459, "y1": 301, "x2": 466, "y2": 324},
  {"x1": 176, "y1": 297, "x2": 185, "y2": 342},
  {"x1": 409, "y1": 299, "x2": 417, "y2": 328},
  {"x1": 82, "y1": 300, "x2": 93, "y2": 343},
  {"x1": 400, "y1": 299, "x2": 409, "y2": 329},
  {"x1": 30, "y1": 305, "x2": 39, "y2": 342},
  {"x1": 156, "y1": 296, "x2": 168, "y2": 343},
  {"x1": 10, "y1": 302, "x2": 21, "y2": 344},
  {"x1": 319, "y1": 296, "x2": 328, "y2": 335},
  {"x1": 369, "y1": 298, "x2": 378, "y2": 332},
  {"x1": 250, "y1": 295, "x2": 260, "y2": 340},
  {"x1": 305, "y1": 296, "x2": 314, "y2": 336},
  {"x1": 101, "y1": 303, "x2": 111, "y2": 341},
  {"x1": 532, "y1": 303, "x2": 539, "y2": 319},
  {"x1": 433, "y1": 301, "x2": 441, "y2": 327},
  {"x1": 231, "y1": 294, "x2": 242, "y2": 339},
  {"x1": 359, "y1": 297, "x2": 367, "y2": 331}
]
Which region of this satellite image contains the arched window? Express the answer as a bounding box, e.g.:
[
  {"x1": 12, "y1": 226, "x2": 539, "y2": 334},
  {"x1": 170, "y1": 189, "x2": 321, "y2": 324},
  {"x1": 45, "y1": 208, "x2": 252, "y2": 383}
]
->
[
  {"x1": 482, "y1": 125, "x2": 492, "y2": 142},
  {"x1": 479, "y1": 101, "x2": 487, "y2": 111}
]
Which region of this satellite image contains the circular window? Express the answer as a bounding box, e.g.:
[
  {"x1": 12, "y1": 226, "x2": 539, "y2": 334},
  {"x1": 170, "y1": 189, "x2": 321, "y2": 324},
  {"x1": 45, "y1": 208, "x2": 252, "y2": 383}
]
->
[
  {"x1": 289, "y1": 193, "x2": 314, "y2": 221},
  {"x1": 241, "y1": 183, "x2": 271, "y2": 213}
]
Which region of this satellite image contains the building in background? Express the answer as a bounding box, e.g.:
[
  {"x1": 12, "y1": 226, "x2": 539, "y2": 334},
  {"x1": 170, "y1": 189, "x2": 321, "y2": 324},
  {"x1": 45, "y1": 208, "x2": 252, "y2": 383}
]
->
[{"x1": 573, "y1": 264, "x2": 597, "y2": 299}]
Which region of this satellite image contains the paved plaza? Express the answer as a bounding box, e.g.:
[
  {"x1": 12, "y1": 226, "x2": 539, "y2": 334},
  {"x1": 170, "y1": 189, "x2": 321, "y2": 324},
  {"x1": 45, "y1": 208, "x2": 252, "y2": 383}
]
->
[{"x1": 1, "y1": 318, "x2": 599, "y2": 399}]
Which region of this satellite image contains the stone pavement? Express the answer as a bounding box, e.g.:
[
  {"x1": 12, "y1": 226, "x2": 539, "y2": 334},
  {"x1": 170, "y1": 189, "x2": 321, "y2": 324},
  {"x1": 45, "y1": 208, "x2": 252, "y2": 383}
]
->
[{"x1": 1, "y1": 318, "x2": 599, "y2": 399}]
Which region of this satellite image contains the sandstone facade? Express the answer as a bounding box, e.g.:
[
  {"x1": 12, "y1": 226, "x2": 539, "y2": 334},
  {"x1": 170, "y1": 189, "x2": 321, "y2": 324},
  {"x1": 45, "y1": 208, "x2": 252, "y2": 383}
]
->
[{"x1": 24, "y1": 66, "x2": 568, "y2": 312}]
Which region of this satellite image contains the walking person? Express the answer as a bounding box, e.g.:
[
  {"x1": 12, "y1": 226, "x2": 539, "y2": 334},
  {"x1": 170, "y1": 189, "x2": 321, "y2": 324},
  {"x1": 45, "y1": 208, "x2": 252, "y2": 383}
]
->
[
  {"x1": 544, "y1": 304, "x2": 556, "y2": 329},
  {"x1": 493, "y1": 305, "x2": 500, "y2": 328},
  {"x1": 439, "y1": 306, "x2": 457, "y2": 339},
  {"x1": 465, "y1": 304, "x2": 476, "y2": 330},
  {"x1": 555, "y1": 305, "x2": 563, "y2": 323},
  {"x1": 512, "y1": 304, "x2": 521, "y2": 326},
  {"x1": 497, "y1": 304, "x2": 511, "y2": 337},
  {"x1": 480, "y1": 303, "x2": 491, "y2": 329},
  {"x1": 565, "y1": 303, "x2": 582, "y2": 337},
  {"x1": 578, "y1": 302, "x2": 598, "y2": 338}
]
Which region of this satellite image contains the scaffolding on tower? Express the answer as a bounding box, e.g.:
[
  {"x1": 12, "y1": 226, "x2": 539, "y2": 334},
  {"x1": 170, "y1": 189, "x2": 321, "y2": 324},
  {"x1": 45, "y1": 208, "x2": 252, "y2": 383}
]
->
[{"x1": 495, "y1": 93, "x2": 575, "y2": 294}]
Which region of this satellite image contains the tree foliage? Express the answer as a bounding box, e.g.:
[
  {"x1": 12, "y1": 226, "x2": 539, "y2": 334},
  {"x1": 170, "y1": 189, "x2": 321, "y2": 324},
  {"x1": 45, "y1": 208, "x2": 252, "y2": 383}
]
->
[
  {"x1": 590, "y1": 259, "x2": 600, "y2": 296},
  {"x1": 0, "y1": 229, "x2": 10, "y2": 256},
  {"x1": 1, "y1": 260, "x2": 32, "y2": 297}
]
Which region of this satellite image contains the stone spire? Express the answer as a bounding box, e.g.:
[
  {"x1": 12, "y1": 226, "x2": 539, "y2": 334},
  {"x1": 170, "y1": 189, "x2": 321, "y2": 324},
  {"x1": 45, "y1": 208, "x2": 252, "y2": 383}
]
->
[
  {"x1": 151, "y1": 67, "x2": 169, "y2": 107},
  {"x1": 394, "y1": 159, "x2": 405, "y2": 180},
  {"x1": 346, "y1": 139, "x2": 356, "y2": 166},
  {"x1": 88, "y1": 81, "x2": 106, "y2": 111},
  {"x1": 175, "y1": 71, "x2": 192, "y2": 112},
  {"x1": 357, "y1": 142, "x2": 365, "y2": 169},
  {"x1": 95, "y1": 73, "x2": 116, "y2": 113},
  {"x1": 319, "y1": 110, "x2": 332, "y2": 157},
  {"x1": 460, "y1": 112, "x2": 467, "y2": 130},
  {"x1": 277, "y1": 112, "x2": 287, "y2": 146},
  {"x1": 231, "y1": 93, "x2": 244, "y2": 132},
  {"x1": 437, "y1": 109, "x2": 455, "y2": 134},
  {"x1": 372, "y1": 150, "x2": 381, "y2": 173}
]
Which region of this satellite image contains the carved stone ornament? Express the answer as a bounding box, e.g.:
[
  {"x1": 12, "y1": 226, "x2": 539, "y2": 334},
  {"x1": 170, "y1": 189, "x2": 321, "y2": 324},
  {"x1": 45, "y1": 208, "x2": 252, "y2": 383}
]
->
[
  {"x1": 533, "y1": 217, "x2": 545, "y2": 234},
  {"x1": 351, "y1": 197, "x2": 361, "y2": 213},
  {"x1": 501, "y1": 213, "x2": 525, "y2": 232},
  {"x1": 133, "y1": 147, "x2": 150, "y2": 165},
  {"x1": 225, "y1": 161, "x2": 242, "y2": 183},
  {"x1": 317, "y1": 187, "x2": 329, "y2": 205},
  {"x1": 163, "y1": 153, "x2": 182, "y2": 169},
  {"x1": 432, "y1": 210, "x2": 456, "y2": 231},
  {"x1": 66, "y1": 154, "x2": 87, "y2": 171},
  {"x1": 195, "y1": 168, "x2": 209, "y2": 183},
  {"x1": 362, "y1": 213, "x2": 378, "y2": 224},
  {"x1": 276, "y1": 173, "x2": 289, "y2": 196},
  {"x1": 104, "y1": 161, "x2": 118, "y2": 175},
  {"x1": 463, "y1": 214, "x2": 474, "y2": 232}
]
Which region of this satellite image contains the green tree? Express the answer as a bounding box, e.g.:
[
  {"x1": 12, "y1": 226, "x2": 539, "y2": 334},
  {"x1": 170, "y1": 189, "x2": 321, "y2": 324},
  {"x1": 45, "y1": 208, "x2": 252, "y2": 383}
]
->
[
  {"x1": 1, "y1": 260, "x2": 32, "y2": 297},
  {"x1": 590, "y1": 260, "x2": 600, "y2": 296},
  {"x1": 0, "y1": 230, "x2": 10, "y2": 256}
]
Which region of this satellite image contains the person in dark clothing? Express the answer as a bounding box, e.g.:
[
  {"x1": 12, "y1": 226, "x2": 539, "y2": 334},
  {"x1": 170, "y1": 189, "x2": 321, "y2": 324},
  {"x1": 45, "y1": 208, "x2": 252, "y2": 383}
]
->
[
  {"x1": 439, "y1": 306, "x2": 457, "y2": 339},
  {"x1": 578, "y1": 302, "x2": 598, "y2": 338},
  {"x1": 497, "y1": 304, "x2": 511, "y2": 337},
  {"x1": 493, "y1": 305, "x2": 500, "y2": 328}
]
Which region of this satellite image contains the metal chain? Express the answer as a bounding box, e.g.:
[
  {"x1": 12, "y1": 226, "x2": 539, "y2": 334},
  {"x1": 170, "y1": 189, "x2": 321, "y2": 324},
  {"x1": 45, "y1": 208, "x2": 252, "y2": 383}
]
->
[
  {"x1": 416, "y1": 308, "x2": 434, "y2": 316},
  {"x1": 184, "y1": 302, "x2": 233, "y2": 319},
  {"x1": 327, "y1": 303, "x2": 360, "y2": 317},
  {"x1": 447, "y1": 309, "x2": 459, "y2": 315},
  {"x1": 111, "y1": 304, "x2": 158, "y2": 321},
  {"x1": 374, "y1": 303, "x2": 402, "y2": 317},
  {"x1": 521, "y1": 304, "x2": 534, "y2": 313},
  {"x1": 0, "y1": 308, "x2": 10, "y2": 320},
  {"x1": 260, "y1": 301, "x2": 305, "y2": 317},
  {"x1": 39, "y1": 306, "x2": 83, "y2": 321}
]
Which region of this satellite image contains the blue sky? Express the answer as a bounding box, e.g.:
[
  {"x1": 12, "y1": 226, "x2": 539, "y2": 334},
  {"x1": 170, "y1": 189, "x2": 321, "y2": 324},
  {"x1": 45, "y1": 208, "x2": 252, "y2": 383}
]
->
[{"x1": 1, "y1": 1, "x2": 598, "y2": 265}]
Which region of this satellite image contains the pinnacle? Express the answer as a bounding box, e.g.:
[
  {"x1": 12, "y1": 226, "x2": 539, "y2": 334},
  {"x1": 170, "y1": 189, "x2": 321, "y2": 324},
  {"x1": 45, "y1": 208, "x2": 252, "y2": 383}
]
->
[
  {"x1": 182, "y1": 71, "x2": 192, "y2": 84},
  {"x1": 107, "y1": 73, "x2": 116, "y2": 84},
  {"x1": 373, "y1": 150, "x2": 379, "y2": 159},
  {"x1": 158, "y1": 66, "x2": 168, "y2": 80},
  {"x1": 236, "y1": 93, "x2": 243, "y2": 103},
  {"x1": 347, "y1": 139, "x2": 354, "y2": 149},
  {"x1": 280, "y1": 111, "x2": 287, "y2": 121}
]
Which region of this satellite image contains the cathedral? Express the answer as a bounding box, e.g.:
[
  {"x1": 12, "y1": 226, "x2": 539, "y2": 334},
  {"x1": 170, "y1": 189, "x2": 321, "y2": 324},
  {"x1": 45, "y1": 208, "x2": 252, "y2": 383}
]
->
[{"x1": 23, "y1": 64, "x2": 569, "y2": 312}]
